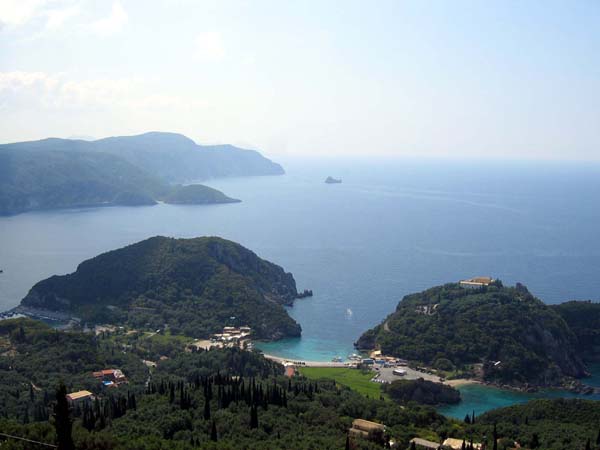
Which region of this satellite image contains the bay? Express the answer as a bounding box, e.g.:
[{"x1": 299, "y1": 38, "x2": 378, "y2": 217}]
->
[{"x1": 1, "y1": 158, "x2": 599, "y2": 415}]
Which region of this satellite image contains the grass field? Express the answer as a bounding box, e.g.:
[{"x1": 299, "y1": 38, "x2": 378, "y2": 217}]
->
[{"x1": 298, "y1": 367, "x2": 383, "y2": 398}]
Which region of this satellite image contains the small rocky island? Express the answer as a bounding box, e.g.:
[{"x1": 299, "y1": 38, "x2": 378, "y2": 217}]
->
[{"x1": 325, "y1": 176, "x2": 342, "y2": 184}]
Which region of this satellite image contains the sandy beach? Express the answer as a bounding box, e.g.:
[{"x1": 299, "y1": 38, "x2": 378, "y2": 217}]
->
[
  {"x1": 445, "y1": 378, "x2": 480, "y2": 387},
  {"x1": 263, "y1": 353, "x2": 349, "y2": 368}
]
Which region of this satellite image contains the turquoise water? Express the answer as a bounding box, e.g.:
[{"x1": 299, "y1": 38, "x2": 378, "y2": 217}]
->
[
  {"x1": 1, "y1": 158, "x2": 599, "y2": 413},
  {"x1": 256, "y1": 338, "x2": 356, "y2": 362},
  {"x1": 438, "y1": 363, "x2": 600, "y2": 418}
]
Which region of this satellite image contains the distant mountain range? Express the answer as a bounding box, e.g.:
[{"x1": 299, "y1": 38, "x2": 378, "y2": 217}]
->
[{"x1": 0, "y1": 132, "x2": 283, "y2": 215}]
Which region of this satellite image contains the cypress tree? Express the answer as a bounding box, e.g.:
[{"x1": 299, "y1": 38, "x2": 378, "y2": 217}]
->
[
  {"x1": 492, "y1": 423, "x2": 498, "y2": 450},
  {"x1": 203, "y1": 397, "x2": 211, "y2": 420},
  {"x1": 585, "y1": 438, "x2": 591, "y2": 450},
  {"x1": 53, "y1": 383, "x2": 74, "y2": 450},
  {"x1": 464, "y1": 414, "x2": 471, "y2": 424},
  {"x1": 596, "y1": 426, "x2": 600, "y2": 446},
  {"x1": 347, "y1": 435, "x2": 352, "y2": 450},
  {"x1": 210, "y1": 420, "x2": 218, "y2": 442},
  {"x1": 410, "y1": 441, "x2": 416, "y2": 450},
  {"x1": 530, "y1": 433, "x2": 540, "y2": 449},
  {"x1": 250, "y1": 405, "x2": 258, "y2": 429}
]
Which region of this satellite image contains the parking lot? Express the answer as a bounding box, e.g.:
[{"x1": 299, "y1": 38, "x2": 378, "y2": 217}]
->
[{"x1": 371, "y1": 365, "x2": 441, "y2": 384}]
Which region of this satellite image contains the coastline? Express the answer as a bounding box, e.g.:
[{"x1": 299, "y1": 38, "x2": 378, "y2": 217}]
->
[
  {"x1": 0, "y1": 305, "x2": 80, "y2": 325},
  {"x1": 445, "y1": 378, "x2": 480, "y2": 388},
  {"x1": 262, "y1": 352, "x2": 348, "y2": 368}
]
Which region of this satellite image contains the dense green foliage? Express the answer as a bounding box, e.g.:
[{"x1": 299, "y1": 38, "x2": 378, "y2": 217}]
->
[
  {"x1": 383, "y1": 379, "x2": 460, "y2": 406},
  {"x1": 298, "y1": 367, "x2": 383, "y2": 398},
  {"x1": 357, "y1": 282, "x2": 587, "y2": 385},
  {"x1": 2, "y1": 319, "x2": 598, "y2": 450},
  {"x1": 553, "y1": 301, "x2": 600, "y2": 361},
  {"x1": 0, "y1": 319, "x2": 147, "y2": 421},
  {"x1": 0, "y1": 322, "x2": 458, "y2": 450},
  {"x1": 474, "y1": 398, "x2": 600, "y2": 450},
  {"x1": 162, "y1": 184, "x2": 240, "y2": 205},
  {"x1": 21, "y1": 237, "x2": 302, "y2": 339}
]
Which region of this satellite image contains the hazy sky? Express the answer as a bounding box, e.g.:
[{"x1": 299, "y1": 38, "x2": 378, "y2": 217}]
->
[{"x1": 1, "y1": 1, "x2": 599, "y2": 160}]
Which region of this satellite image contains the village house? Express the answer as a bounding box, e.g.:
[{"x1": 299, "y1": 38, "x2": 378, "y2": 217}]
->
[
  {"x1": 93, "y1": 368, "x2": 127, "y2": 387},
  {"x1": 348, "y1": 418, "x2": 386, "y2": 444},
  {"x1": 443, "y1": 438, "x2": 482, "y2": 450},
  {"x1": 66, "y1": 390, "x2": 94, "y2": 406},
  {"x1": 284, "y1": 364, "x2": 296, "y2": 378},
  {"x1": 459, "y1": 276, "x2": 495, "y2": 287},
  {"x1": 409, "y1": 437, "x2": 440, "y2": 449},
  {"x1": 210, "y1": 326, "x2": 252, "y2": 346}
]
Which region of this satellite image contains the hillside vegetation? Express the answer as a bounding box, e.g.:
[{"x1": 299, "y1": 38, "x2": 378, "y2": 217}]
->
[
  {"x1": 552, "y1": 300, "x2": 600, "y2": 361},
  {"x1": 20, "y1": 236, "x2": 302, "y2": 340},
  {"x1": 0, "y1": 318, "x2": 147, "y2": 420},
  {"x1": 0, "y1": 150, "x2": 165, "y2": 215},
  {"x1": 0, "y1": 132, "x2": 282, "y2": 215},
  {"x1": 0, "y1": 319, "x2": 458, "y2": 450},
  {"x1": 357, "y1": 282, "x2": 587, "y2": 386},
  {"x1": 474, "y1": 398, "x2": 600, "y2": 450}
]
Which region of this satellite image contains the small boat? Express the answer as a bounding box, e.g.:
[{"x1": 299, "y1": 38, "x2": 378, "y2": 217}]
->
[{"x1": 331, "y1": 356, "x2": 343, "y2": 363}]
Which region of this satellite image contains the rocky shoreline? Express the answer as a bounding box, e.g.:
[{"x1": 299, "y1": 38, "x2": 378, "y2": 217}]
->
[
  {"x1": 459, "y1": 376, "x2": 599, "y2": 395},
  {"x1": 1, "y1": 305, "x2": 80, "y2": 324}
]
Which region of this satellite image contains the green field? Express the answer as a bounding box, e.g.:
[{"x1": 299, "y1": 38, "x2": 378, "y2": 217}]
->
[{"x1": 298, "y1": 367, "x2": 383, "y2": 398}]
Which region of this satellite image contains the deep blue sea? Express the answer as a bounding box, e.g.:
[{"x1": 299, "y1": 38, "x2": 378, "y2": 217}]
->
[{"x1": 1, "y1": 158, "x2": 599, "y2": 417}]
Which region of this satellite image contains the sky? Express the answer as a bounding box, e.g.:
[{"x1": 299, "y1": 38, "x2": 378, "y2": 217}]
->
[{"x1": 1, "y1": 0, "x2": 599, "y2": 160}]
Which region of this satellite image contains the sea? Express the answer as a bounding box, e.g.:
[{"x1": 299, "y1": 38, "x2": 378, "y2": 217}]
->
[{"x1": 1, "y1": 157, "x2": 600, "y2": 418}]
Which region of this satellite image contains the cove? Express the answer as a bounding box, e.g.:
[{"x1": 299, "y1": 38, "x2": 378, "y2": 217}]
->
[{"x1": 438, "y1": 363, "x2": 600, "y2": 418}]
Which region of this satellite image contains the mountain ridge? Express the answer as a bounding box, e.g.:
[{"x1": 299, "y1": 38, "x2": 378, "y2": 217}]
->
[
  {"x1": 0, "y1": 132, "x2": 283, "y2": 215},
  {"x1": 0, "y1": 131, "x2": 284, "y2": 182},
  {"x1": 20, "y1": 236, "x2": 302, "y2": 340},
  {"x1": 356, "y1": 282, "x2": 589, "y2": 387}
]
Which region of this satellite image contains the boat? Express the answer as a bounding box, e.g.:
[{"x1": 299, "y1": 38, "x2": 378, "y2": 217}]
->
[
  {"x1": 347, "y1": 353, "x2": 362, "y2": 361},
  {"x1": 331, "y1": 356, "x2": 343, "y2": 363},
  {"x1": 325, "y1": 176, "x2": 342, "y2": 184}
]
